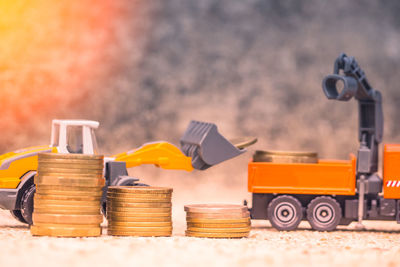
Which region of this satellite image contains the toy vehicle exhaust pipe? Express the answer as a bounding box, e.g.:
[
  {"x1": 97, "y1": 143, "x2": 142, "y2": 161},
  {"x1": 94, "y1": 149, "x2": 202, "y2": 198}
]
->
[{"x1": 180, "y1": 121, "x2": 246, "y2": 170}]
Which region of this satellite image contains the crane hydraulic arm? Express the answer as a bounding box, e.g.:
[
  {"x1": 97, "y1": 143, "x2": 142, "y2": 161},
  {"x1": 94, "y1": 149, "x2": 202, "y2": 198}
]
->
[{"x1": 322, "y1": 53, "x2": 383, "y2": 175}]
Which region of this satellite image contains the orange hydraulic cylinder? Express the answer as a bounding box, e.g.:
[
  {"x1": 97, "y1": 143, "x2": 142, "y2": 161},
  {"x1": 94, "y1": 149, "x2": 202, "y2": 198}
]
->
[
  {"x1": 383, "y1": 144, "x2": 400, "y2": 199},
  {"x1": 248, "y1": 154, "x2": 357, "y2": 196}
]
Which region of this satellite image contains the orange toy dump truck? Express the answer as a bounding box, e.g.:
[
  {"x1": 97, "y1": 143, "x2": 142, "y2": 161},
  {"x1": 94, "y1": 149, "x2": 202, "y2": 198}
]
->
[{"x1": 247, "y1": 54, "x2": 400, "y2": 231}]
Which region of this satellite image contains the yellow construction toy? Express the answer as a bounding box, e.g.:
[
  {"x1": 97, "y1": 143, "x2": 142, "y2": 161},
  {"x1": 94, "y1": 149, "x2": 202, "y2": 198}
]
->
[{"x1": 0, "y1": 119, "x2": 251, "y2": 224}]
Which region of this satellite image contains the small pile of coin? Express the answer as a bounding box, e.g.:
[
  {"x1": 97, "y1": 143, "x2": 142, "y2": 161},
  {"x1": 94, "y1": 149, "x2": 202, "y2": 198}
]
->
[
  {"x1": 253, "y1": 150, "x2": 318, "y2": 163},
  {"x1": 107, "y1": 186, "x2": 173, "y2": 237},
  {"x1": 31, "y1": 153, "x2": 104, "y2": 237},
  {"x1": 185, "y1": 204, "x2": 251, "y2": 238}
]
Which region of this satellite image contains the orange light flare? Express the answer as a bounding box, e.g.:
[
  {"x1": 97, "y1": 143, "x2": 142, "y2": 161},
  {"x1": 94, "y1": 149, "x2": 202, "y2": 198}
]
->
[{"x1": 0, "y1": 0, "x2": 116, "y2": 147}]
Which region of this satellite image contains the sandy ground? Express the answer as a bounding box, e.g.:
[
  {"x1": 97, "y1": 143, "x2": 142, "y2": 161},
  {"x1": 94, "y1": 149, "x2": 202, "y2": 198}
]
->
[{"x1": 1, "y1": 208, "x2": 400, "y2": 267}]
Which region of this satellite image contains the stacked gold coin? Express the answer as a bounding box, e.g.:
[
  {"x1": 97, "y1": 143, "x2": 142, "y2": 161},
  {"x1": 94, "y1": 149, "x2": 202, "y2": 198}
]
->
[
  {"x1": 253, "y1": 150, "x2": 318, "y2": 163},
  {"x1": 107, "y1": 186, "x2": 173, "y2": 237},
  {"x1": 185, "y1": 204, "x2": 251, "y2": 238},
  {"x1": 31, "y1": 153, "x2": 104, "y2": 237}
]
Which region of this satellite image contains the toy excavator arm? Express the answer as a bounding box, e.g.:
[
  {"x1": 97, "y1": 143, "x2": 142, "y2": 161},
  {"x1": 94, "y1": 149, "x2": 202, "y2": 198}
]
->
[{"x1": 112, "y1": 142, "x2": 194, "y2": 172}]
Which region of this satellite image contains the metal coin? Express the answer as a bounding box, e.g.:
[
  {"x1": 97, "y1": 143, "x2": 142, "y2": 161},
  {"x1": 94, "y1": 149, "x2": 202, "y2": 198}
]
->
[
  {"x1": 185, "y1": 211, "x2": 250, "y2": 219},
  {"x1": 39, "y1": 153, "x2": 104, "y2": 161},
  {"x1": 106, "y1": 211, "x2": 171, "y2": 218},
  {"x1": 229, "y1": 137, "x2": 258, "y2": 149},
  {"x1": 253, "y1": 150, "x2": 318, "y2": 163},
  {"x1": 107, "y1": 186, "x2": 173, "y2": 194},
  {"x1": 38, "y1": 167, "x2": 103, "y2": 175},
  {"x1": 107, "y1": 215, "x2": 171, "y2": 222},
  {"x1": 35, "y1": 189, "x2": 103, "y2": 197},
  {"x1": 35, "y1": 176, "x2": 105, "y2": 187},
  {"x1": 34, "y1": 194, "x2": 102, "y2": 201},
  {"x1": 34, "y1": 208, "x2": 101, "y2": 215},
  {"x1": 109, "y1": 221, "x2": 172, "y2": 227},
  {"x1": 38, "y1": 163, "x2": 103, "y2": 170},
  {"x1": 107, "y1": 202, "x2": 171, "y2": 208},
  {"x1": 187, "y1": 227, "x2": 250, "y2": 233},
  {"x1": 34, "y1": 198, "x2": 101, "y2": 207},
  {"x1": 106, "y1": 206, "x2": 171, "y2": 213},
  {"x1": 185, "y1": 231, "x2": 249, "y2": 238},
  {"x1": 185, "y1": 217, "x2": 251, "y2": 224},
  {"x1": 30, "y1": 225, "x2": 101, "y2": 237},
  {"x1": 33, "y1": 213, "x2": 104, "y2": 224},
  {"x1": 107, "y1": 230, "x2": 171, "y2": 237},
  {"x1": 187, "y1": 222, "x2": 250, "y2": 228},
  {"x1": 36, "y1": 185, "x2": 103, "y2": 191},
  {"x1": 184, "y1": 204, "x2": 248, "y2": 213},
  {"x1": 108, "y1": 226, "x2": 172, "y2": 232},
  {"x1": 106, "y1": 196, "x2": 171, "y2": 203}
]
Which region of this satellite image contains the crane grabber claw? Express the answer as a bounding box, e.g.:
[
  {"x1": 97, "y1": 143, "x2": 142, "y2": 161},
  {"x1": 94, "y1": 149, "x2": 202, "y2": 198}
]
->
[{"x1": 180, "y1": 120, "x2": 257, "y2": 170}]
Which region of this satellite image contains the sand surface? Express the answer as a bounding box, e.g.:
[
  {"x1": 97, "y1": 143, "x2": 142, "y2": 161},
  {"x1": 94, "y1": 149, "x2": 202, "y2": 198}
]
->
[{"x1": 1, "y1": 208, "x2": 400, "y2": 267}]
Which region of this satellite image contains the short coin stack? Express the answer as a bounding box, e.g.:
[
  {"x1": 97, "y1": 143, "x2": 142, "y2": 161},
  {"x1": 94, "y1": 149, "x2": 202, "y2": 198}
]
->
[
  {"x1": 107, "y1": 186, "x2": 173, "y2": 237},
  {"x1": 185, "y1": 204, "x2": 251, "y2": 238},
  {"x1": 31, "y1": 153, "x2": 104, "y2": 237}
]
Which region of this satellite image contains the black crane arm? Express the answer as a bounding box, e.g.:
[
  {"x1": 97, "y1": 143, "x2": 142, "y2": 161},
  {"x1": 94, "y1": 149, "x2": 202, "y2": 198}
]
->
[{"x1": 322, "y1": 53, "x2": 383, "y2": 174}]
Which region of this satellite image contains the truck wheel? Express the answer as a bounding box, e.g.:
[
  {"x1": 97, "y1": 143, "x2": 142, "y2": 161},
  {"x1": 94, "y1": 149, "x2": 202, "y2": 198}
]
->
[
  {"x1": 20, "y1": 184, "x2": 36, "y2": 225},
  {"x1": 307, "y1": 196, "x2": 342, "y2": 231},
  {"x1": 267, "y1": 195, "x2": 303, "y2": 231},
  {"x1": 10, "y1": 210, "x2": 28, "y2": 224}
]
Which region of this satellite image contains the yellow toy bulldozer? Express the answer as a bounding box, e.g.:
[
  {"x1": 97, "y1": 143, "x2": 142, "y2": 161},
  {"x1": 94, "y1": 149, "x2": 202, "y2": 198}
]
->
[{"x1": 0, "y1": 119, "x2": 251, "y2": 224}]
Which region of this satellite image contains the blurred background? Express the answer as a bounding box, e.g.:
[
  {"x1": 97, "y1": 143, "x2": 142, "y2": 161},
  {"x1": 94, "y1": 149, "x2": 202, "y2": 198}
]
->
[{"x1": 1, "y1": 0, "x2": 400, "y2": 197}]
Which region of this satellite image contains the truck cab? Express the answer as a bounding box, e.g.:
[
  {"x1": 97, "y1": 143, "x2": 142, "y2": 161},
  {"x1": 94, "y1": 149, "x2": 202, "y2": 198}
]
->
[{"x1": 50, "y1": 120, "x2": 99, "y2": 155}]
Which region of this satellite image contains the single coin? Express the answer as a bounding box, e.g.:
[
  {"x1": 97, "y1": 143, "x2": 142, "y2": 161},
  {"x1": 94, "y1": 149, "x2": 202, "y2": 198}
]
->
[
  {"x1": 39, "y1": 153, "x2": 104, "y2": 161},
  {"x1": 36, "y1": 185, "x2": 103, "y2": 192},
  {"x1": 253, "y1": 150, "x2": 318, "y2": 163},
  {"x1": 108, "y1": 226, "x2": 172, "y2": 232},
  {"x1": 38, "y1": 167, "x2": 103, "y2": 175},
  {"x1": 34, "y1": 208, "x2": 101, "y2": 215},
  {"x1": 187, "y1": 226, "x2": 250, "y2": 233},
  {"x1": 106, "y1": 206, "x2": 171, "y2": 213},
  {"x1": 185, "y1": 212, "x2": 250, "y2": 219},
  {"x1": 107, "y1": 230, "x2": 171, "y2": 237},
  {"x1": 107, "y1": 211, "x2": 171, "y2": 217},
  {"x1": 107, "y1": 202, "x2": 171, "y2": 208},
  {"x1": 108, "y1": 186, "x2": 173, "y2": 194},
  {"x1": 30, "y1": 225, "x2": 101, "y2": 237},
  {"x1": 38, "y1": 162, "x2": 103, "y2": 170},
  {"x1": 185, "y1": 217, "x2": 251, "y2": 224},
  {"x1": 34, "y1": 198, "x2": 101, "y2": 207},
  {"x1": 184, "y1": 204, "x2": 248, "y2": 213},
  {"x1": 35, "y1": 176, "x2": 105, "y2": 187},
  {"x1": 106, "y1": 193, "x2": 171, "y2": 199},
  {"x1": 34, "y1": 194, "x2": 102, "y2": 201},
  {"x1": 187, "y1": 222, "x2": 250, "y2": 228},
  {"x1": 33, "y1": 222, "x2": 100, "y2": 228},
  {"x1": 185, "y1": 230, "x2": 249, "y2": 238},
  {"x1": 33, "y1": 213, "x2": 104, "y2": 224},
  {"x1": 106, "y1": 196, "x2": 171, "y2": 203},
  {"x1": 230, "y1": 137, "x2": 258, "y2": 149},
  {"x1": 34, "y1": 202, "x2": 100, "y2": 209},
  {"x1": 109, "y1": 221, "x2": 172, "y2": 227},
  {"x1": 36, "y1": 172, "x2": 104, "y2": 178},
  {"x1": 107, "y1": 215, "x2": 171, "y2": 222},
  {"x1": 35, "y1": 189, "x2": 103, "y2": 197},
  {"x1": 38, "y1": 158, "x2": 104, "y2": 165}
]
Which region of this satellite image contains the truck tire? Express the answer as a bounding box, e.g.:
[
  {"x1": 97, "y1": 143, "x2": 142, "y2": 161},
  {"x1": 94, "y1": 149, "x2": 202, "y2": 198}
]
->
[
  {"x1": 307, "y1": 196, "x2": 342, "y2": 231},
  {"x1": 267, "y1": 195, "x2": 303, "y2": 231},
  {"x1": 20, "y1": 184, "x2": 36, "y2": 225},
  {"x1": 10, "y1": 210, "x2": 28, "y2": 224}
]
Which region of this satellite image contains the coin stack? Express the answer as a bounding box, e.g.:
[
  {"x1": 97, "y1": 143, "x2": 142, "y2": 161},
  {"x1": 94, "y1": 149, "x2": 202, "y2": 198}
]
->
[
  {"x1": 107, "y1": 186, "x2": 173, "y2": 237},
  {"x1": 253, "y1": 150, "x2": 318, "y2": 163},
  {"x1": 185, "y1": 204, "x2": 251, "y2": 238},
  {"x1": 31, "y1": 153, "x2": 104, "y2": 237}
]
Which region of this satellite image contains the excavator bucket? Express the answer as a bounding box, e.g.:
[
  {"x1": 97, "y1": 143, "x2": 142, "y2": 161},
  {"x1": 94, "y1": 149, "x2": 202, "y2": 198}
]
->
[{"x1": 180, "y1": 121, "x2": 249, "y2": 170}]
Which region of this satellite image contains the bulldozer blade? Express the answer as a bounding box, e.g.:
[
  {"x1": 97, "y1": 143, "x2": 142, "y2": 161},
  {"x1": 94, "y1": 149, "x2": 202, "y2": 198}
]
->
[{"x1": 180, "y1": 121, "x2": 247, "y2": 170}]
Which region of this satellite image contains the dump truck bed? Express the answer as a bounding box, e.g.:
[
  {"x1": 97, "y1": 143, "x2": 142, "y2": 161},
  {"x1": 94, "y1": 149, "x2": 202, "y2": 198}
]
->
[{"x1": 248, "y1": 154, "x2": 357, "y2": 196}]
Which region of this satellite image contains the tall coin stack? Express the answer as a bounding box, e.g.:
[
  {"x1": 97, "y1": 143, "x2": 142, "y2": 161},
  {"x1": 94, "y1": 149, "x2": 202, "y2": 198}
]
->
[
  {"x1": 31, "y1": 153, "x2": 104, "y2": 237},
  {"x1": 185, "y1": 204, "x2": 251, "y2": 238},
  {"x1": 107, "y1": 186, "x2": 173, "y2": 237}
]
